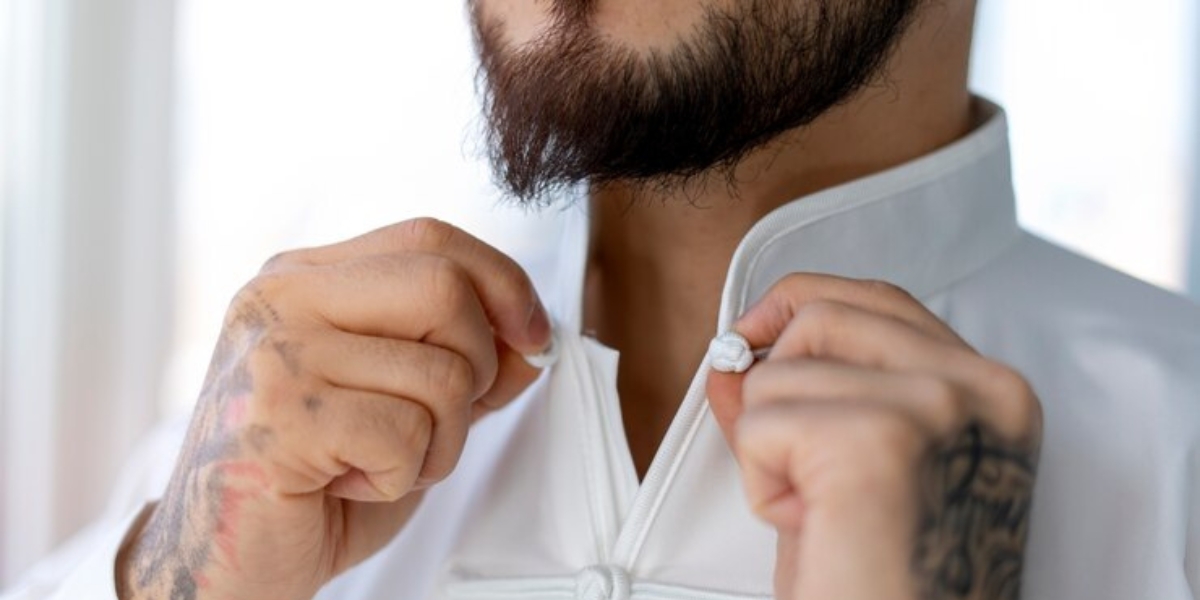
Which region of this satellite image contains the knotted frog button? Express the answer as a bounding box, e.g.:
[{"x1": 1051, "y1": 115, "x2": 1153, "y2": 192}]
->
[
  {"x1": 575, "y1": 565, "x2": 631, "y2": 600},
  {"x1": 708, "y1": 331, "x2": 755, "y2": 373}
]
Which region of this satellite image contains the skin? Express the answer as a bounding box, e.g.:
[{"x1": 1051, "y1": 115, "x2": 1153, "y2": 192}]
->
[
  {"x1": 706, "y1": 275, "x2": 1040, "y2": 599},
  {"x1": 117, "y1": 219, "x2": 553, "y2": 600},
  {"x1": 117, "y1": 0, "x2": 1041, "y2": 598},
  {"x1": 579, "y1": 0, "x2": 978, "y2": 475}
]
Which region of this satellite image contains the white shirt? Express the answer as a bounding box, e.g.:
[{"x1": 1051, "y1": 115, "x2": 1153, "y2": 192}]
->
[{"x1": 6, "y1": 100, "x2": 1200, "y2": 600}]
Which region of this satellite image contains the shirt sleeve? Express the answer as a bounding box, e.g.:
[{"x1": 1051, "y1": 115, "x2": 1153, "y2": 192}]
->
[
  {"x1": 0, "y1": 506, "x2": 151, "y2": 600},
  {"x1": 0, "y1": 419, "x2": 186, "y2": 599}
]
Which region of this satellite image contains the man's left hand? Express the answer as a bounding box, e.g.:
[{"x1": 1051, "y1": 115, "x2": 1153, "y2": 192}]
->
[{"x1": 707, "y1": 274, "x2": 1042, "y2": 600}]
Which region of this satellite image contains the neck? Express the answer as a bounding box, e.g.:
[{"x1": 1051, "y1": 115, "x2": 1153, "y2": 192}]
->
[{"x1": 583, "y1": 1, "x2": 977, "y2": 478}]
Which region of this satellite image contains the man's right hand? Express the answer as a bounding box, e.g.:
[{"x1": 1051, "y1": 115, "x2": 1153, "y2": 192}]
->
[{"x1": 116, "y1": 218, "x2": 552, "y2": 600}]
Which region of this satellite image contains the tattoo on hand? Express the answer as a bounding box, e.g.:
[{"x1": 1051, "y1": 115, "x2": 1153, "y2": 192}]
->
[
  {"x1": 122, "y1": 291, "x2": 287, "y2": 600},
  {"x1": 914, "y1": 424, "x2": 1037, "y2": 600}
]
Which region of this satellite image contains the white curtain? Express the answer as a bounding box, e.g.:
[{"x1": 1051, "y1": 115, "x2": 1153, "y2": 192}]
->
[
  {"x1": 0, "y1": 0, "x2": 176, "y2": 585},
  {"x1": 1191, "y1": 3, "x2": 1200, "y2": 301}
]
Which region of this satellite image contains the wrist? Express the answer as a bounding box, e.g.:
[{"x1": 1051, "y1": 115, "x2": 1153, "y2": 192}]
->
[{"x1": 114, "y1": 502, "x2": 158, "y2": 600}]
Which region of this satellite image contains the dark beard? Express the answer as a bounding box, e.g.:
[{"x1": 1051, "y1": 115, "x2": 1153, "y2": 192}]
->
[{"x1": 472, "y1": 0, "x2": 920, "y2": 205}]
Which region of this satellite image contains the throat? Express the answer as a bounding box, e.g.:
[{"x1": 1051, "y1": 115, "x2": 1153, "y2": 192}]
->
[
  {"x1": 614, "y1": 344, "x2": 709, "y2": 480},
  {"x1": 585, "y1": 276, "x2": 716, "y2": 479},
  {"x1": 582, "y1": 205, "x2": 735, "y2": 479}
]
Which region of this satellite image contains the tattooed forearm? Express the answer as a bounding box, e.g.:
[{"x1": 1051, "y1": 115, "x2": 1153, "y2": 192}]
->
[
  {"x1": 118, "y1": 292, "x2": 286, "y2": 600},
  {"x1": 913, "y1": 424, "x2": 1038, "y2": 600}
]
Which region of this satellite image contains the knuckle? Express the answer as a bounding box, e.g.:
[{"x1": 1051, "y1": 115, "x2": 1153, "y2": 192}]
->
[
  {"x1": 229, "y1": 273, "x2": 287, "y2": 316},
  {"x1": 393, "y1": 401, "x2": 435, "y2": 460},
  {"x1": 776, "y1": 272, "x2": 811, "y2": 293},
  {"x1": 397, "y1": 217, "x2": 457, "y2": 248},
  {"x1": 792, "y1": 300, "x2": 847, "y2": 354},
  {"x1": 373, "y1": 471, "x2": 411, "y2": 502},
  {"x1": 856, "y1": 410, "x2": 927, "y2": 466},
  {"x1": 795, "y1": 299, "x2": 845, "y2": 324},
  {"x1": 240, "y1": 334, "x2": 311, "y2": 402},
  {"x1": 987, "y1": 361, "x2": 1032, "y2": 398},
  {"x1": 861, "y1": 278, "x2": 914, "y2": 303},
  {"x1": 226, "y1": 281, "x2": 258, "y2": 317},
  {"x1": 914, "y1": 376, "x2": 967, "y2": 431},
  {"x1": 421, "y1": 256, "x2": 473, "y2": 311},
  {"x1": 982, "y1": 361, "x2": 1042, "y2": 431},
  {"x1": 427, "y1": 351, "x2": 476, "y2": 404},
  {"x1": 243, "y1": 346, "x2": 288, "y2": 399},
  {"x1": 259, "y1": 249, "x2": 305, "y2": 274}
]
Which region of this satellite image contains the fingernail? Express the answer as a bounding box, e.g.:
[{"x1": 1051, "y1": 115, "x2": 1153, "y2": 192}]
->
[
  {"x1": 525, "y1": 297, "x2": 552, "y2": 351},
  {"x1": 522, "y1": 322, "x2": 559, "y2": 369}
]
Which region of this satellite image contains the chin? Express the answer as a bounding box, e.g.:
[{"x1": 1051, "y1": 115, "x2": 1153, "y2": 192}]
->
[
  {"x1": 471, "y1": 0, "x2": 714, "y2": 54},
  {"x1": 469, "y1": 0, "x2": 559, "y2": 50}
]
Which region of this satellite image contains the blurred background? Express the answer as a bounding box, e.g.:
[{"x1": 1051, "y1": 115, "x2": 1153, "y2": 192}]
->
[{"x1": 0, "y1": 0, "x2": 1197, "y2": 586}]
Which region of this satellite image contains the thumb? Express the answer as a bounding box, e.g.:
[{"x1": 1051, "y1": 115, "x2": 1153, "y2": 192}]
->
[
  {"x1": 706, "y1": 368, "x2": 746, "y2": 448},
  {"x1": 705, "y1": 324, "x2": 767, "y2": 448},
  {"x1": 472, "y1": 339, "x2": 544, "y2": 424}
]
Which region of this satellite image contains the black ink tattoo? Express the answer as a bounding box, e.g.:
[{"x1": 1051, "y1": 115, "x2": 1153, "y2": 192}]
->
[
  {"x1": 304, "y1": 395, "x2": 324, "y2": 415},
  {"x1": 271, "y1": 339, "x2": 303, "y2": 376},
  {"x1": 121, "y1": 289, "x2": 282, "y2": 600},
  {"x1": 244, "y1": 424, "x2": 276, "y2": 454},
  {"x1": 914, "y1": 424, "x2": 1037, "y2": 600},
  {"x1": 170, "y1": 566, "x2": 198, "y2": 600}
]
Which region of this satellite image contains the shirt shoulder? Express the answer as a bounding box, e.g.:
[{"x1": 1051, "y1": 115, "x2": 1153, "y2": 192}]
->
[
  {"x1": 946, "y1": 235, "x2": 1200, "y2": 600},
  {"x1": 945, "y1": 231, "x2": 1200, "y2": 426},
  {"x1": 953, "y1": 231, "x2": 1200, "y2": 357}
]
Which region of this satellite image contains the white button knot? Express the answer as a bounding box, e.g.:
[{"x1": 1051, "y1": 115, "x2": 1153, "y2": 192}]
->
[
  {"x1": 575, "y1": 565, "x2": 631, "y2": 600},
  {"x1": 708, "y1": 331, "x2": 755, "y2": 373}
]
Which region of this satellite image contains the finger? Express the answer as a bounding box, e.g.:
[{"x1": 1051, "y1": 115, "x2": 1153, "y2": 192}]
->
[
  {"x1": 709, "y1": 273, "x2": 970, "y2": 442},
  {"x1": 300, "y1": 331, "x2": 487, "y2": 484},
  {"x1": 707, "y1": 370, "x2": 745, "y2": 448},
  {"x1": 302, "y1": 328, "x2": 539, "y2": 427},
  {"x1": 264, "y1": 386, "x2": 435, "y2": 503},
  {"x1": 765, "y1": 301, "x2": 1037, "y2": 438},
  {"x1": 472, "y1": 339, "x2": 542, "y2": 424},
  {"x1": 736, "y1": 401, "x2": 924, "y2": 525},
  {"x1": 709, "y1": 298, "x2": 961, "y2": 444},
  {"x1": 265, "y1": 253, "x2": 502, "y2": 398},
  {"x1": 261, "y1": 218, "x2": 551, "y2": 355},
  {"x1": 741, "y1": 359, "x2": 971, "y2": 439},
  {"x1": 765, "y1": 299, "x2": 972, "y2": 376},
  {"x1": 736, "y1": 403, "x2": 922, "y2": 599},
  {"x1": 736, "y1": 273, "x2": 967, "y2": 351},
  {"x1": 301, "y1": 329, "x2": 476, "y2": 405}
]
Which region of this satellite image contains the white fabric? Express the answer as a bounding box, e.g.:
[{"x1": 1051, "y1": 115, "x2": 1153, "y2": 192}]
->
[
  {"x1": 5, "y1": 100, "x2": 1199, "y2": 600},
  {"x1": 707, "y1": 333, "x2": 755, "y2": 374}
]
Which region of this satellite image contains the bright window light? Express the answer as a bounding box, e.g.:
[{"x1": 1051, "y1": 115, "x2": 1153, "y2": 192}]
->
[{"x1": 167, "y1": 1, "x2": 1199, "y2": 413}]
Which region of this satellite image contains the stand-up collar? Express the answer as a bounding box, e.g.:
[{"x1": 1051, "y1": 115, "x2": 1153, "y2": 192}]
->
[{"x1": 549, "y1": 98, "x2": 1022, "y2": 333}]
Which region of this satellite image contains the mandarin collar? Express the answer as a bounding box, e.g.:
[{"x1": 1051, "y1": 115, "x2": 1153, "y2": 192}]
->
[{"x1": 548, "y1": 98, "x2": 1022, "y2": 333}]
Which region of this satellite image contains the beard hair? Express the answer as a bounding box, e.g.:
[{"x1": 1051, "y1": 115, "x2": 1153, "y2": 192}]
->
[{"x1": 472, "y1": 0, "x2": 920, "y2": 206}]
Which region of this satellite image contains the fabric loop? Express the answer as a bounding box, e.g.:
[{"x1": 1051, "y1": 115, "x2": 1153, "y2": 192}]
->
[
  {"x1": 708, "y1": 332, "x2": 754, "y2": 373},
  {"x1": 575, "y1": 565, "x2": 631, "y2": 600}
]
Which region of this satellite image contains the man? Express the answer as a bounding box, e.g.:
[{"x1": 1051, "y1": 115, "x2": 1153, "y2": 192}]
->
[{"x1": 5, "y1": 0, "x2": 1199, "y2": 598}]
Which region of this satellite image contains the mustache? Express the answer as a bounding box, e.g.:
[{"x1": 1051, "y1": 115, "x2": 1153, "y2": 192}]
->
[
  {"x1": 472, "y1": 0, "x2": 919, "y2": 205},
  {"x1": 548, "y1": 0, "x2": 596, "y2": 24}
]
